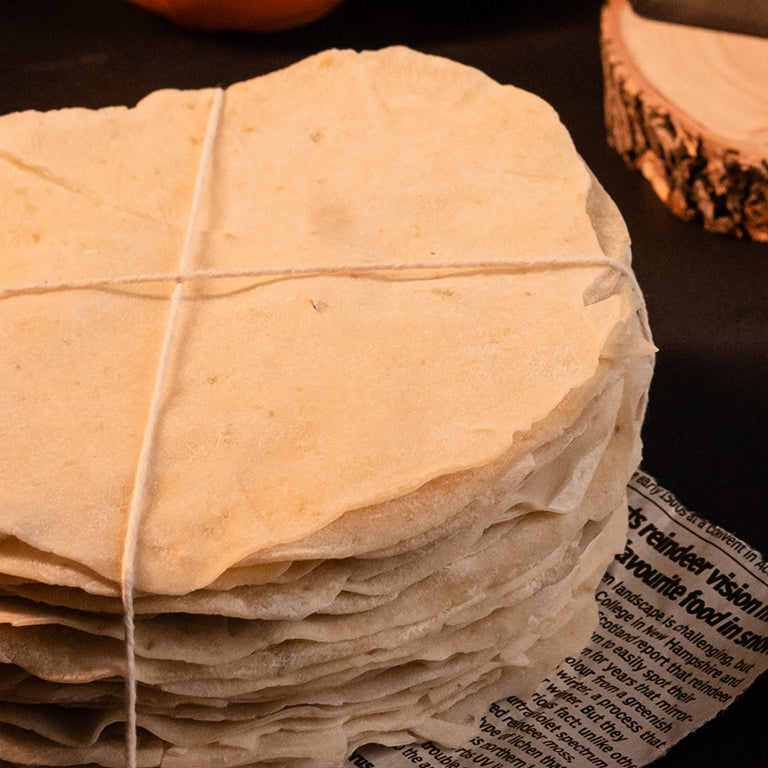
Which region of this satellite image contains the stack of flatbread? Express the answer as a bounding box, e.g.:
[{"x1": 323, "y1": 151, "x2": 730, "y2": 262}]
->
[{"x1": 0, "y1": 47, "x2": 654, "y2": 768}]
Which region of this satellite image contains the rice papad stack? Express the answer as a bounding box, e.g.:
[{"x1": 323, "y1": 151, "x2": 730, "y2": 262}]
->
[{"x1": 0, "y1": 47, "x2": 655, "y2": 768}]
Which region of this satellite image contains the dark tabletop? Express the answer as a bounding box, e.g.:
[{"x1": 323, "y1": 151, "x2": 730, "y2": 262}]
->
[{"x1": 1, "y1": 1, "x2": 766, "y2": 766}]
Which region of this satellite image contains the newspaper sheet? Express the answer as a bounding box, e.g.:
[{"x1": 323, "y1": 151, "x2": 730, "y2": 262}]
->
[{"x1": 345, "y1": 470, "x2": 768, "y2": 768}]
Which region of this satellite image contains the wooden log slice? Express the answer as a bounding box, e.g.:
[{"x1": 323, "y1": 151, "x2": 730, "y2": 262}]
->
[{"x1": 601, "y1": 0, "x2": 768, "y2": 241}]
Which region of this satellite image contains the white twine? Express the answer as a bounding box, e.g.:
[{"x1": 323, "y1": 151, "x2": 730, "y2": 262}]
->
[
  {"x1": 119, "y1": 86, "x2": 224, "y2": 768},
  {"x1": 0, "y1": 256, "x2": 653, "y2": 350},
  {"x1": 1, "y1": 256, "x2": 635, "y2": 297},
  {"x1": 0, "y1": 85, "x2": 653, "y2": 768}
]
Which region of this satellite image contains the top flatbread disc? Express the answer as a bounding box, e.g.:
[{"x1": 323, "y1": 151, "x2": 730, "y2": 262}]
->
[{"x1": 0, "y1": 47, "x2": 648, "y2": 594}]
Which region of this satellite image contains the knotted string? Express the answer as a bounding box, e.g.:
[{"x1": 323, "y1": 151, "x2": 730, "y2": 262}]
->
[{"x1": 0, "y1": 87, "x2": 652, "y2": 768}]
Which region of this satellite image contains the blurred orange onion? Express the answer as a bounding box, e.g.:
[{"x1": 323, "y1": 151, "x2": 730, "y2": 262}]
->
[{"x1": 128, "y1": 0, "x2": 346, "y2": 32}]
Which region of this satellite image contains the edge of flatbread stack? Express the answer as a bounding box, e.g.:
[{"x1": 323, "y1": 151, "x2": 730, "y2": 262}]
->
[{"x1": 0, "y1": 47, "x2": 655, "y2": 768}]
